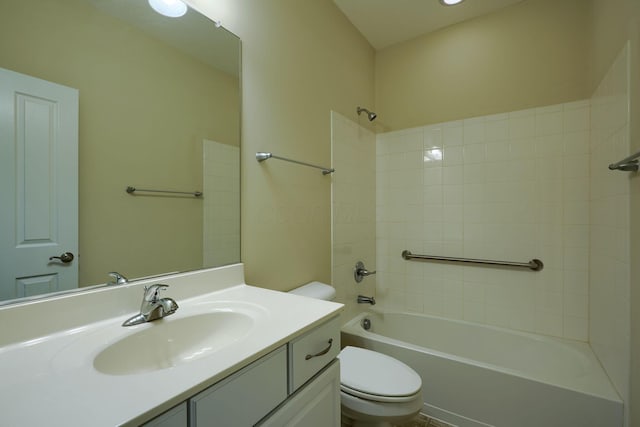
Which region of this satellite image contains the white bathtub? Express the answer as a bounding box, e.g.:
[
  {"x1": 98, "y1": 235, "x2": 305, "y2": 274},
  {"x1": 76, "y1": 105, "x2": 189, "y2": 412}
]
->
[{"x1": 341, "y1": 311, "x2": 623, "y2": 427}]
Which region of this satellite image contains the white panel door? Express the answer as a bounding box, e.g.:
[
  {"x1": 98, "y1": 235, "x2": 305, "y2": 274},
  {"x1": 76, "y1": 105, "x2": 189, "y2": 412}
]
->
[{"x1": 0, "y1": 67, "x2": 78, "y2": 301}]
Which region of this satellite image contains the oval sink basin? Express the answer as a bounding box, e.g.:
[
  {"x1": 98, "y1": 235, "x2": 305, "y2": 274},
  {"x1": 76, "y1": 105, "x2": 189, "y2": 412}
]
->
[{"x1": 94, "y1": 311, "x2": 254, "y2": 375}]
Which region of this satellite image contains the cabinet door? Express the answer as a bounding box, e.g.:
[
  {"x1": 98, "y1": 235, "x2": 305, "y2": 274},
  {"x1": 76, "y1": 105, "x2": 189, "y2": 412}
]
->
[
  {"x1": 189, "y1": 346, "x2": 287, "y2": 427},
  {"x1": 259, "y1": 360, "x2": 340, "y2": 427},
  {"x1": 143, "y1": 402, "x2": 188, "y2": 427}
]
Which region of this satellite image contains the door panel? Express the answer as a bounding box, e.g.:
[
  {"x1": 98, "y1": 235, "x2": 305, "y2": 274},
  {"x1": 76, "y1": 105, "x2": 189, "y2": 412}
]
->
[
  {"x1": 0, "y1": 67, "x2": 78, "y2": 301},
  {"x1": 15, "y1": 275, "x2": 59, "y2": 298},
  {"x1": 16, "y1": 93, "x2": 57, "y2": 245}
]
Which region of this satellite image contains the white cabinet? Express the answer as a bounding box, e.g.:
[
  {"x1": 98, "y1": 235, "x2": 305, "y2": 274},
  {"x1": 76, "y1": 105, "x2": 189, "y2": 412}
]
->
[
  {"x1": 142, "y1": 402, "x2": 188, "y2": 427},
  {"x1": 189, "y1": 346, "x2": 287, "y2": 426},
  {"x1": 288, "y1": 316, "x2": 340, "y2": 392},
  {"x1": 259, "y1": 360, "x2": 341, "y2": 427},
  {"x1": 142, "y1": 315, "x2": 341, "y2": 427}
]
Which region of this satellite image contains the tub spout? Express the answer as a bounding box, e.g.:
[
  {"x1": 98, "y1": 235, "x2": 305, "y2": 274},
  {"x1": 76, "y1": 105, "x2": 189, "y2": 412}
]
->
[{"x1": 357, "y1": 295, "x2": 376, "y2": 305}]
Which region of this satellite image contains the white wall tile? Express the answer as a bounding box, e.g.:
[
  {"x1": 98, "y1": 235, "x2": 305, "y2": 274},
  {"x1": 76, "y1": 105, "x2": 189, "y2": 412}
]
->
[
  {"x1": 203, "y1": 140, "x2": 240, "y2": 267},
  {"x1": 463, "y1": 119, "x2": 486, "y2": 145},
  {"x1": 486, "y1": 141, "x2": 510, "y2": 162},
  {"x1": 443, "y1": 146, "x2": 464, "y2": 165},
  {"x1": 423, "y1": 167, "x2": 443, "y2": 186},
  {"x1": 463, "y1": 144, "x2": 487, "y2": 163},
  {"x1": 375, "y1": 97, "x2": 592, "y2": 341},
  {"x1": 588, "y1": 43, "x2": 631, "y2": 409},
  {"x1": 485, "y1": 119, "x2": 509, "y2": 142},
  {"x1": 443, "y1": 125, "x2": 463, "y2": 146},
  {"x1": 443, "y1": 165, "x2": 464, "y2": 185},
  {"x1": 536, "y1": 110, "x2": 564, "y2": 136},
  {"x1": 332, "y1": 112, "x2": 377, "y2": 320},
  {"x1": 509, "y1": 114, "x2": 535, "y2": 139},
  {"x1": 564, "y1": 106, "x2": 590, "y2": 132}
]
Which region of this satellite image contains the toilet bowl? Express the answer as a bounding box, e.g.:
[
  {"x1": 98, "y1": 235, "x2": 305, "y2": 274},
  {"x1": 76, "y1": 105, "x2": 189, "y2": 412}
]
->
[
  {"x1": 289, "y1": 282, "x2": 423, "y2": 427},
  {"x1": 338, "y1": 346, "x2": 422, "y2": 427}
]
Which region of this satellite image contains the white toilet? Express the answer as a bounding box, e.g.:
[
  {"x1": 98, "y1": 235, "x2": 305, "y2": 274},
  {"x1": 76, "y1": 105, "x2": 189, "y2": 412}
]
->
[{"x1": 290, "y1": 282, "x2": 423, "y2": 427}]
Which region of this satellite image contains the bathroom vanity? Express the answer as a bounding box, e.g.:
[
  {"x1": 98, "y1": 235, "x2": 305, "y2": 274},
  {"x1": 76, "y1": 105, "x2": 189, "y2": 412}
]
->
[
  {"x1": 0, "y1": 264, "x2": 342, "y2": 426},
  {"x1": 145, "y1": 316, "x2": 341, "y2": 427}
]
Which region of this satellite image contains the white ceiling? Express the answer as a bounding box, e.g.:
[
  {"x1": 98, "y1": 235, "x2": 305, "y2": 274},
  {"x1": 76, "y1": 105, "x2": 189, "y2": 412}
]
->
[{"x1": 334, "y1": 0, "x2": 525, "y2": 50}]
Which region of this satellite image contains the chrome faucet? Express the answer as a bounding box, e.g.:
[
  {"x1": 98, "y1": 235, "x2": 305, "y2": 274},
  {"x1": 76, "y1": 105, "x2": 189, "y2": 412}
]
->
[
  {"x1": 107, "y1": 271, "x2": 128, "y2": 286},
  {"x1": 357, "y1": 295, "x2": 376, "y2": 305},
  {"x1": 122, "y1": 284, "x2": 179, "y2": 327}
]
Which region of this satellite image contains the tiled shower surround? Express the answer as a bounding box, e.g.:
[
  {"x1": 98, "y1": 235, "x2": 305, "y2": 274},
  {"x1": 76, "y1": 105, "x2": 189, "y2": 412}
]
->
[
  {"x1": 331, "y1": 112, "x2": 377, "y2": 321},
  {"x1": 589, "y1": 43, "x2": 630, "y2": 417},
  {"x1": 333, "y1": 44, "x2": 630, "y2": 421},
  {"x1": 203, "y1": 140, "x2": 240, "y2": 267},
  {"x1": 376, "y1": 100, "x2": 591, "y2": 340}
]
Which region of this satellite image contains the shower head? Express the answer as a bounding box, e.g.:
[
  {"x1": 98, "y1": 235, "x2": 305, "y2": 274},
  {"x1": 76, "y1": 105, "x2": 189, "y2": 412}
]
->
[{"x1": 357, "y1": 106, "x2": 377, "y2": 122}]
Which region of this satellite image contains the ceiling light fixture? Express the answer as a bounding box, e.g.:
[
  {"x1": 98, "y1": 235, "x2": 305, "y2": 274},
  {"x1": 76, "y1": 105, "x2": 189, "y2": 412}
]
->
[
  {"x1": 148, "y1": 0, "x2": 188, "y2": 18},
  {"x1": 439, "y1": 0, "x2": 465, "y2": 6}
]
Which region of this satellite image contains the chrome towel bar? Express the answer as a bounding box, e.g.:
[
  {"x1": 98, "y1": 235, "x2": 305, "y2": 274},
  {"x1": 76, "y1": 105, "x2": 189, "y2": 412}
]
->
[
  {"x1": 608, "y1": 149, "x2": 640, "y2": 172},
  {"x1": 401, "y1": 250, "x2": 544, "y2": 271},
  {"x1": 256, "y1": 152, "x2": 335, "y2": 175},
  {"x1": 126, "y1": 186, "x2": 202, "y2": 197}
]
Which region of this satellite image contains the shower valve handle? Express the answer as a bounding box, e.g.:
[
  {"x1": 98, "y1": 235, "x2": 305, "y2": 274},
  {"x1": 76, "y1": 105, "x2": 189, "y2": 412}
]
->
[{"x1": 354, "y1": 261, "x2": 376, "y2": 283}]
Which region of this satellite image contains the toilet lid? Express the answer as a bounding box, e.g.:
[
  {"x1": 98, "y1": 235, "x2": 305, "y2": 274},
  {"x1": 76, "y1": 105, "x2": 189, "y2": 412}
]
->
[{"x1": 338, "y1": 346, "x2": 422, "y2": 401}]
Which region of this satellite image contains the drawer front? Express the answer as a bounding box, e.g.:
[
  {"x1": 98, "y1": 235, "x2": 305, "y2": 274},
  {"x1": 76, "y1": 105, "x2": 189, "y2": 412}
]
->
[
  {"x1": 289, "y1": 316, "x2": 340, "y2": 392},
  {"x1": 190, "y1": 346, "x2": 287, "y2": 426},
  {"x1": 143, "y1": 402, "x2": 187, "y2": 427}
]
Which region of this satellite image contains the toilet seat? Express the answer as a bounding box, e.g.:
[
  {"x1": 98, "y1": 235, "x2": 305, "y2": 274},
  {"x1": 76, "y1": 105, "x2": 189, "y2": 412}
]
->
[
  {"x1": 338, "y1": 346, "x2": 422, "y2": 403},
  {"x1": 340, "y1": 384, "x2": 419, "y2": 403}
]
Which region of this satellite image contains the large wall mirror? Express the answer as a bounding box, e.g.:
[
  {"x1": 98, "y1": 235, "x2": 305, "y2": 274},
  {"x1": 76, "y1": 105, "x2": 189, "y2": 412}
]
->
[{"x1": 0, "y1": 0, "x2": 241, "y2": 304}]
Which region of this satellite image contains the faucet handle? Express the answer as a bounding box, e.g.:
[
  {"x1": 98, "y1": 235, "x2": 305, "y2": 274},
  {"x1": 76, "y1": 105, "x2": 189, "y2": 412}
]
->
[
  {"x1": 354, "y1": 261, "x2": 376, "y2": 283},
  {"x1": 143, "y1": 284, "x2": 169, "y2": 302}
]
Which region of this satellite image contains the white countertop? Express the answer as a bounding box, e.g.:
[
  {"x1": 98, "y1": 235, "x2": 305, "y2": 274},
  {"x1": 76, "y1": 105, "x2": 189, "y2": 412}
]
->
[{"x1": 0, "y1": 265, "x2": 342, "y2": 426}]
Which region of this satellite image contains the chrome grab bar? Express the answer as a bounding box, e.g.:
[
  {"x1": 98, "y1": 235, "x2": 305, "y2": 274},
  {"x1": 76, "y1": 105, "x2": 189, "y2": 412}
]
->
[
  {"x1": 401, "y1": 250, "x2": 544, "y2": 271},
  {"x1": 305, "y1": 339, "x2": 334, "y2": 360},
  {"x1": 256, "y1": 152, "x2": 335, "y2": 175},
  {"x1": 608, "y1": 149, "x2": 640, "y2": 172},
  {"x1": 126, "y1": 186, "x2": 202, "y2": 197}
]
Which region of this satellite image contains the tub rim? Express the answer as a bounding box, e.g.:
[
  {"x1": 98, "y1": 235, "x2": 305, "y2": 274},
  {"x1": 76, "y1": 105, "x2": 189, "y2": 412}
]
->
[{"x1": 341, "y1": 310, "x2": 621, "y2": 403}]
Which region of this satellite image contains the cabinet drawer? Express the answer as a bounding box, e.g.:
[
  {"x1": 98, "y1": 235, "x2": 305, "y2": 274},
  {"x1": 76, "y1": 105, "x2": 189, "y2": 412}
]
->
[
  {"x1": 143, "y1": 402, "x2": 187, "y2": 427},
  {"x1": 189, "y1": 346, "x2": 287, "y2": 426},
  {"x1": 288, "y1": 316, "x2": 340, "y2": 392}
]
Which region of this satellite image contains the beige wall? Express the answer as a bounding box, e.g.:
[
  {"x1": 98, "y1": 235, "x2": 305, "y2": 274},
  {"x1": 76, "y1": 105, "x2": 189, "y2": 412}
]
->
[
  {"x1": 0, "y1": 0, "x2": 240, "y2": 286},
  {"x1": 374, "y1": 0, "x2": 591, "y2": 131},
  {"x1": 188, "y1": 0, "x2": 375, "y2": 291}
]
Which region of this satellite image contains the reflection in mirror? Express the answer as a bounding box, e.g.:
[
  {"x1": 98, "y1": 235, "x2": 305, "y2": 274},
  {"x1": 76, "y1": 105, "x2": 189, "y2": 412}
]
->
[{"x1": 0, "y1": 0, "x2": 241, "y2": 304}]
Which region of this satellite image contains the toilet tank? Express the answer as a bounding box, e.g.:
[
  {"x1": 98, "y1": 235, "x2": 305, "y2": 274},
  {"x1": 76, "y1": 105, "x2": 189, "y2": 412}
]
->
[{"x1": 288, "y1": 281, "x2": 336, "y2": 301}]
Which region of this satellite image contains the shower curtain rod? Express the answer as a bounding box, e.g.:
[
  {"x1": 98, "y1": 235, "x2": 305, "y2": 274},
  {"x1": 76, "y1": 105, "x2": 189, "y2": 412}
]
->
[{"x1": 256, "y1": 152, "x2": 335, "y2": 175}]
